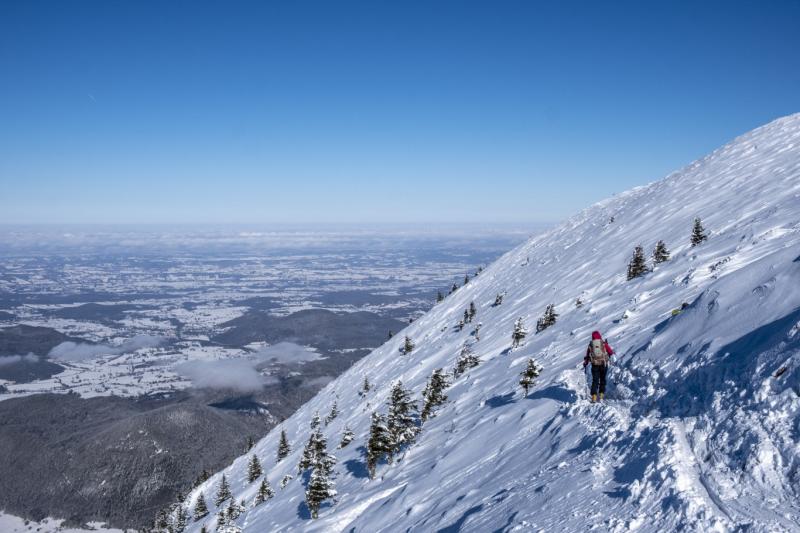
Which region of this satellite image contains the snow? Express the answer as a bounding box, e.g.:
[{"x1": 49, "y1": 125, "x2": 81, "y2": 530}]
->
[
  {"x1": 0, "y1": 512, "x2": 124, "y2": 533},
  {"x1": 181, "y1": 113, "x2": 800, "y2": 532}
]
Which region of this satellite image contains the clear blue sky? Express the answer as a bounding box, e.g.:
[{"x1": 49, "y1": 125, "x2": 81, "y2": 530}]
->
[{"x1": 1, "y1": 0, "x2": 798, "y2": 225}]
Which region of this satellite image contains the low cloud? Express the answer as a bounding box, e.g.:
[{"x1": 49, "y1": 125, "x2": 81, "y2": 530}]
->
[
  {"x1": 302, "y1": 376, "x2": 335, "y2": 388},
  {"x1": 49, "y1": 335, "x2": 167, "y2": 362},
  {"x1": 175, "y1": 359, "x2": 277, "y2": 392},
  {"x1": 253, "y1": 342, "x2": 320, "y2": 365},
  {"x1": 0, "y1": 353, "x2": 39, "y2": 366}
]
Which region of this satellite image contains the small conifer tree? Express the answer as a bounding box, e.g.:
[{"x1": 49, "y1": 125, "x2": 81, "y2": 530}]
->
[
  {"x1": 691, "y1": 218, "x2": 707, "y2": 246},
  {"x1": 463, "y1": 309, "x2": 470, "y2": 324},
  {"x1": 360, "y1": 376, "x2": 371, "y2": 396},
  {"x1": 280, "y1": 474, "x2": 292, "y2": 489},
  {"x1": 450, "y1": 282, "x2": 458, "y2": 294},
  {"x1": 626, "y1": 245, "x2": 648, "y2": 280},
  {"x1": 247, "y1": 455, "x2": 262, "y2": 483},
  {"x1": 453, "y1": 344, "x2": 480, "y2": 378},
  {"x1": 468, "y1": 301, "x2": 477, "y2": 321},
  {"x1": 456, "y1": 319, "x2": 465, "y2": 331},
  {"x1": 325, "y1": 399, "x2": 339, "y2": 425},
  {"x1": 173, "y1": 505, "x2": 188, "y2": 532},
  {"x1": 652, "y1": 240, "x2": 670, "y2": 264},
  {"x1": 511, "y1": 317, "x2": 527, "y2": 348},
  {"x1": 305, "y1": 466, "x2": 336, "y2": 519},
  {"x1": 536, "y1": 304, "x2": 558, "y2": 332},
  {"x1": 464, "y1": 274, "x2": 470, "y2": 285},
  {"x1": 214, "y1": 474, "x2": 232, "y2": 506},
  {"x1": 366, "y1": 412, "x2": 393, "y2": 478},
  {"x1": 244, "y1": 436, "x2": 255, "y2": 452},
  {"x1": 436, "y1": 290, "x2": 444, "y2": 303},
  {"x1": 575, "y1": 297, "x2": 583, "y2": 308},
  {"x1": 253, "y1": 478, "x2": 274, "y2": 506},
  {"x1": 277, "y1": 430, "x2": 291, "y2": 461},
  {"x1": 339, "y1": 426, "x2": 354, "y2": 448},
  {"x1": 421, "y1": 368, "x2": 449, "y2": 421},
  {"x1": 519, "y1": 358, "x2": 542, "y2": 395},
  {"x1": 387, "y1": 381, "x2": 419, "y2": 452},
  {"x1": 493, "y1": 293, "x2": 504, "y2": 307},
  {"x1": 310, "y1": 412, "x2": 321, "y2": 430},
  {"x1": 403, "y1": 336, "x2": 414, "y2": 354},
  {"x1": 387, "y1": 330, "x2": 394, "y2": 340}
]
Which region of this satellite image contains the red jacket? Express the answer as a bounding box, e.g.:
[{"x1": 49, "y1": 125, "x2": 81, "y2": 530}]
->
[{"x1": 584, "y1": 332, "x2": 613, "y2": 366}]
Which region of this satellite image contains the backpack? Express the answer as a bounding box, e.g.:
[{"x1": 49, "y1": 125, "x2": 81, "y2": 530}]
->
[{"x1": 589, "y1": 338, "x2": 608, "y2": 365}]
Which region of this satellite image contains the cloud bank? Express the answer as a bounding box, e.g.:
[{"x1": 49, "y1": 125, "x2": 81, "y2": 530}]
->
[
  {"x1": 48, "y1": 335, "x2": 167, "y2": 362},
  {"x1": 253, "y1": 342, "x2": 320, "y2": 365},
  {"x1": 175, "y1": 359, "x2": 278, "y2": 392},
  {"x1": 0, "y1": 354, "x2": 39, "y2": 366}
]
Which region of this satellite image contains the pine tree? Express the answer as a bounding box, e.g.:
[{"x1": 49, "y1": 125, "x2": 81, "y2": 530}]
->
[
  {"x1": 247, "y1": 455, "x2": 262, "y2": 483},
  {"x1": 450, "y1": 282, "x2": 458, "y2": 294},
  {"x1": 254, "y1": 478, "x2": 274, "y2": 506},
  {"x1": 691, "y1": 217, "x2": 708, "y2": 246},
  {"x1": 339, "y1": 425, "x2": 354, "y2": 448},
  {"x1": 277, "y1": 430, "x2": 291, "y2": 461},
  {"x1": 298, "y1": 432, "x2": 317, "y2": 473},
  {"x1": 280, "y1": 474, "x2": 292, "y2": 489},
  {"x1": 173, "y1": 505, "x2": 188, "y2": 533},
  {"x1": 456, "y1": 319, "x2": 465, "y2": 331},
  {"x1": 215, "y1": 508, "x2": 227, "y2": 529},
  {"x1": 305, "y1": 465, "x2": 337, "y2": 519},
  {"x1": 453, "y1": 343, "x2": 480, "y2": 378},
  {"x1": 366, "y1": 412, "x2": 393, "y2": 478},
  {"x1": 360, "y1": 376, "x2": 371, "y2": 396},
  {"x1": 200, "y1": 526, "x2": 208, "y2": 533},
  {"x1": 464, "y1": 274, "x2": 470, "y2": 285},
  {"x1": 468, "y1": 301, "x2": 477, "y2": 321},
  {"x1": 387, "y1": 381, "x2": 419, "y2": 451},
  {"x1": 652, "y1": 240, "x2": 670, "y2": 264},
  {"x1": 519, "y1": 358, "x2": 542, "y2": 396},
  {"x1": 155, "y1": 508, "x2": 170, "y2": 530},
  {"x1": 403, "y1": 335, "x2": 414, "y2": 354},
  {"x1": 325, "y1": 399, "x2": 339, "y2": 425},
  {"x1": 463, "y1": 309, "x2": 470, "y2": 324},
  {"x1": 472, "y1": 322, "x2": 482, "y2": 341},
  {"x1": 493, "y1": 293, "x2": 504, "y2": 307},
  {"x1": 214, "y1": 474, "x2": 232, "y2": 506},
  {"x1": 193, "y1": 493, "x2": 209, "y2": 521},
  {"x1": 226, "y1": 499, "x2": 245, "y2": 521},
  {"x1": 436, "y1": 290, "x2": 444, "y2": 303},
  {"x1": 421, "y1": 368, "x2": 449, "y2": 422},
  {"x1": 511, "y1": 317, "x2": 527, "y2": 348},
  {"x1": 536, "y1": 304, "x2": 558, "y2": 332},
  {"x1": 310, "y1": 412, "x2": 321, "y2": 430},
  {"x1": 244, "y1": 436, "x2": 255, "y2": 452},
  {"x1": 626, "y1": 245, "x2": 648, "y2": 280},
  {"x1": 575, "y1": 297, "x2": 583, "y2": 308},
  {"x1": 387, "y1": 330, "x2": 394, "y2": 340}
]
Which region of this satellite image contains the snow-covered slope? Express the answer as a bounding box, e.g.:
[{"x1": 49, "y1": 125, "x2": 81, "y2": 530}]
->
[{"x1": 183, "y1": 114, "x2": 800, "y2": 532}]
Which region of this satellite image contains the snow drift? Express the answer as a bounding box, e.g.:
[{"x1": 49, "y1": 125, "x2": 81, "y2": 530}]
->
[{"x1": 181, "y1": 114, "x2": 800, "y2": 532}]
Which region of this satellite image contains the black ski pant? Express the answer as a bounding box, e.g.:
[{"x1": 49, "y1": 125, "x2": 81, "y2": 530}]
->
[{"x1": 590, "y1": 364, "x2": 608, "y2": 396}]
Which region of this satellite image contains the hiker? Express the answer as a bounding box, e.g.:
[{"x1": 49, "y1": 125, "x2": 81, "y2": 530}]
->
[{"x1": 583, "y1": 330, "x2": 614, "y2": 402}]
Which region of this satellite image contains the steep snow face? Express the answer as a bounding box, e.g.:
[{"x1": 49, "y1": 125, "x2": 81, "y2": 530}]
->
[{"x1": 184, "y1": 114, "x2": 800, "y2": 532}]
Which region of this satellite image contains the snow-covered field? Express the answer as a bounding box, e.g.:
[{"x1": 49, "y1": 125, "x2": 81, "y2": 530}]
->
[
  {"x1": 0, "y1": 512, "x2": 124, "y2": 533},
  {"x1": 179, "y1": 114, "x2": 800, "y2": 532}
]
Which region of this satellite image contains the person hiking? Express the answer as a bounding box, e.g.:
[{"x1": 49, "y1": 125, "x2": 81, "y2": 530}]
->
[{"x1": 583, "y1": 330, "x2": 614, "y2": 402}]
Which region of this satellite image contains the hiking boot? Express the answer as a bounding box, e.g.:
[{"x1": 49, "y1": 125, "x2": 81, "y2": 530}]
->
[
  {"x1": 591, "y1": 394, "x2": 597, "y2": 403},
  {"x1": 599, "y1": 393, "x2": 605, "y2": 401}
]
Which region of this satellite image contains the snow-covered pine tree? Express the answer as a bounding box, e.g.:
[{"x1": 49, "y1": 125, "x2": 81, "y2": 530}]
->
[
  {"x1": 360, "y1": 375, "x2": 371, "y2": 396},
  {"x1": 575, "y1": 297, "x2": 583, "y2": 308},
  {"x1": 626, "y1": 245, "x2": 648, "y2": 280},
  {"x1": 277, "y1": 430, "x2": 291, "y2": 461},
  {"x1": 298, "y1": 432, "x2": 317, "y2": 473},
  {"x1": 472, "y1": 322, "x2": 482, "y2": 341},
  {"x1": 519, "y1": 358, "x2": 542, "y2": 395},
  {"x1": 247, "y1": 454, "x2": 262, "y2": 483},
  {"x1": 325, "y1": 399, "x2": 339, "y2": 425},
  {"x1": 305, "y1": 464, "x2": 337, "y2": 519},
  {"x1": 155, "y1": 508, "x2": 170, "y2": 531},
  {"x1": 463, "y1": 309, "x2": 470, "y2": 324},
  {"x1": 691, "y1": 217, "x2": 708, "y2": 246},
  {"x1": 421, "y1": 368, "x2": 449, "y2": 421},
  {"x1": 387, "y1": 330, "x2": 394, "y2": 340},
  {"x1": 215, "y1": 508, "x2": 227, "y2": 529},
  {"x1": 339, "y1": 425, "x2": 354, "y2": 448},
  {"x1": 366, "y1": 412, "x2": 393, "y2": 478},
  {"x1": 511, "y1": 317, "x2": 527, "y2": 348},
  {"x1": 436, "y1": 290, "x2": 444, "y2": 302},
  {"x1": 173, "y1": 505, "x2": 188, "y2": 533},
  {"x1": 214, "y1": 474, "x2": 232, "y2": 506},
  {"x1": 403, "y1": 335, "x2": 414, "y2": 354},
  {"x1": 652, "y1": 240, "x2": 670, "y2": 264},
  {"x1": 468, "y1": 301, "x2": 477, "y2": 321},
  {"x1": 536, "y1": 304, "x2": 558, "y2": 332},
  {"x1": 464, "y1": 274, "x2": 470, "y2": 285},
  {"x1": 280, "y1": 474, "x2": 292, "y2": 489},
  {"x1": 193, "y1": 493, "x2": 209, "y2": 521},
  {"x1": 493, "y1": 293, "x2": 504, "y2": 307},
  {"x1": 456, "y1": 319, "x2": 465, "y2": 331},
  {"x1": 244, "y1": 436, "x2": 254, "y2": 452},
  {"x1": 387, "y1": 381, "x2": 419, "y2": 451},
  {"x1": 226, "y1": 499, "x2": 245, "y2": 521},
  {"x1": 253, "y1": 478, "x2": 274, "y2": 506},
  {"x1": 310, "y1": 411, "x2": 321, "y2": 430},
  {"x1": 450, "y1": 282, "x2": 458, "y2": 294},
  {"x1": 200, "y1": 526, "x2": 208, "y2": 533},
  {"x1": 453, "y1": 343, "x2": 480, "y2": 378}
]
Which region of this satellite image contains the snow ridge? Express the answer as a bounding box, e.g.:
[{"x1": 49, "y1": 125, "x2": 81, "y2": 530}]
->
[{"x1": 183, "y1": 113, "x2": 800, "y2": 532}]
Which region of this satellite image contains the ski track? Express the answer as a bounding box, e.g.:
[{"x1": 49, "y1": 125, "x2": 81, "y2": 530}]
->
[{"x1": 177, "y1": 114, "x2": 800, "y2": 532}]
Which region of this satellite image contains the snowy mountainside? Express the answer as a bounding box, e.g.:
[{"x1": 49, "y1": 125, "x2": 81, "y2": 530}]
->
[{"x1": 184, "y1": 114, "x2": 800, "y2": 532}]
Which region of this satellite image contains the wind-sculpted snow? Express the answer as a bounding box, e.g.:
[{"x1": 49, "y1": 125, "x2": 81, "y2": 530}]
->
[{"x1": 183, "y1": 114, "x2": 800, "y2": 532}]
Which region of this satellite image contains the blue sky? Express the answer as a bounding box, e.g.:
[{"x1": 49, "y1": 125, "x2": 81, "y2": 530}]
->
[{"x1": 1, "y1": 1, "x2": 798, "y2": 225}]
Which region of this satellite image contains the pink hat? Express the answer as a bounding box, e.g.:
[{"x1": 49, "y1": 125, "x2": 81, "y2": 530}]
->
[{"x1": 591, "y1": 331, "x2": 602, "y2": 340}]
